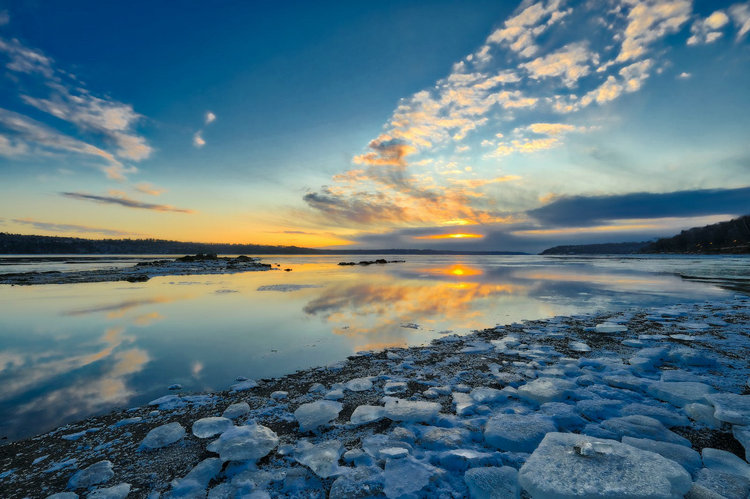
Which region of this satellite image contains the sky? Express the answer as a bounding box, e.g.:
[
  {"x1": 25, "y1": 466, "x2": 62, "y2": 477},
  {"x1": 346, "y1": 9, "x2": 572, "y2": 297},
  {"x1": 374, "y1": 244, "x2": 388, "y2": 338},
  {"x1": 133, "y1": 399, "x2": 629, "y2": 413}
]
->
[{"x1": 0, "y1": 0, "x2": 748, "y2": 253}]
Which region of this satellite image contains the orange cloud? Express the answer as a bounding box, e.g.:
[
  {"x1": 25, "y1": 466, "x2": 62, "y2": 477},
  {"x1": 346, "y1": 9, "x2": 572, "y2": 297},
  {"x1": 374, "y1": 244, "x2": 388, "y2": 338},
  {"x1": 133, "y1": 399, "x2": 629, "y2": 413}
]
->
[{"x1": 414, "y1": 233, "x2": 483, "y2": 240}]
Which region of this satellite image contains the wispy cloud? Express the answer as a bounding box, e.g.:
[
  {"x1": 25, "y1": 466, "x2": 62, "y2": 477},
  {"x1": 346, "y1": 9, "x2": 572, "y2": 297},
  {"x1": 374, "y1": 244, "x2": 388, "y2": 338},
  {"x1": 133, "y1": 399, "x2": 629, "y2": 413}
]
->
[
  {"x1": 61, "y1": 192, "x2": 195, "y2": 213},
  {"x1": 193, "y1": 111, "x2": 216, "y2": 148},
  {"x1": 134, "y1": 182, "x2": 166, "y2": 196},
  {"x1": 11, "y1": 218, "x2": 134, "y2": 236},
  {"x1": 730, "y1": 3, "x2": 750, "y2": 40},
  {"x1": 0, "y1": 36, "x2": 152, "y2": 179}
]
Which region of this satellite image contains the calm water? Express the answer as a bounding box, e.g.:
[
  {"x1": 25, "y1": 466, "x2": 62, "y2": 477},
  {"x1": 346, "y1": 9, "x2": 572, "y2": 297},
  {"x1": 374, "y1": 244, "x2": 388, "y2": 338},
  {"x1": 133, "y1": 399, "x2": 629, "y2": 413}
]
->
[{"x1": 0, "y1": 254, "x2": 747, "y2": 440}]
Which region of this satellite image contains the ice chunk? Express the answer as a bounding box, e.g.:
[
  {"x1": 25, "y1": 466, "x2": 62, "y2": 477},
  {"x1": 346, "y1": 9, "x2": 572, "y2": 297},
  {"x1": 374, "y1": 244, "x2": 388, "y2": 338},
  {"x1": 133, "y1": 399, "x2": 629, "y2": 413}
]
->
[
  {"x1": 171, "y1": 457, "x2": 222, "y2": 494},
  {"x1": 601, "y1": 415, "x2": 691, "y2": 446},
  {"x1": 469, "y1": 387, "x2": 507, "y2": 404},
  {"x1": 569, "y1": 341, "x2": 591, "y2": 352},
  {"x1": 684, "y1": 403, "x2": 722, "y2": 428},
  {"x1": 383, "y1": 381, "x2": 408, "y2": 395},
  {"x1": 577, "y1": 399, "x2": 624, "y2": 421},
  {"x1": 207, "y1": 423, "x2": 278, "y2": 461},
  {"x1": 294, "y1": 400, "x2": 342, "y2": 432},
  {"x1": 222, "y1": 402, "x2": 250, "y2": 420},
  {"x1": 621, "y1": 437, "x2": 701, "y2": 475},
  {"x1": 325, "y1": 388, "x2": 345, "y2": 400},
  {"x1": 380, "y1": 447, "x2": 409, "y2": 459},
  {"x1": 690, "y1": 468, "x2": 750, "y2": 498},
  {"x1": 383, "y1": 457, "x2": 436, "y2": 498},
  {"x1": 45, "y1": 493, "x2": 78, "y2": 499},
  {"x1": 516, "y1": 377, "x2": 575, "y2": 404},
  {"x1": 349, "y1": 405, "x2": 385, "y2": 426},
  {"x1": 518, "y1": 433, "x2": 692, "y2": 498},
  {"x1": 346, "y1": 377, "x2": 373, "y2": 392},
  {"x1": 484, "y1": 413, "x2": 556, "y2": 453},
  {"x1": 420, "y1": 426, "x2": 471, "y2": 449},
  {"x1": 453, "y1": 392, "x2": 476, "y2": 416},
  {"x1": 540, "y1": 402, "x2": 587, "y2": 430},
  {"x1": 705, "y1": 393, "x2": 750, "y2": 425},
  {"x1": 384, "y1": 399, "x2": 440, "y2": 423},
  {"x1": 329, "y1": 466, "x2": 384, "y2": 499},
  {"x1": 629, "y1": 347, "x2": 669, "y2": 371},
  {"x1": 620, "y1": 403, "x2": 690, "y2": 428},
  {"x1": 295, "y1": 440, "x2": 343, "y2": 478},
  {"x1": 192, "y1": 417, "x2": 233, "y2": 439},
  {"x1": 140, "y1": 422, "x2": 186, "y2": 450},
  {"x1": 308, "y1": 383, "x2": 326, "y2": 393},
  {"x1": 647, "y1": 382, "x2": 716, "y2": 408},
  {"x1": 439, "y1": 449, "x2": 494, "y2": 472},
  {"x1": 602, "y1": 374, "x2": 653, "y2": 392},
  {"x1": 464, "y1": 466, "x2": 520, "y2": 499},
  {"x1": 270, "y1": 391, "x2": 288, "y2": 400},
  {"x1": 67, "y1": 460, "x2": 114, "y2": 489},
  {"x1": 87, "y1": 484, "x2": 131, "y2": 499},
  {"x1": 230, "y1": 379, "x2": 258, "y2": 392},
  {"x1": 595, "y1": 323, "x2": 627, "y2": 333},
  {"x1": 362, "y1": 434, "x2": 412, "y2": 460},
  {"x1": 702, "y1": 448, "x2": 750, "y2": 479},
  {"x1": 733, "y1": 426, "x2": 750, "y2": 461}
]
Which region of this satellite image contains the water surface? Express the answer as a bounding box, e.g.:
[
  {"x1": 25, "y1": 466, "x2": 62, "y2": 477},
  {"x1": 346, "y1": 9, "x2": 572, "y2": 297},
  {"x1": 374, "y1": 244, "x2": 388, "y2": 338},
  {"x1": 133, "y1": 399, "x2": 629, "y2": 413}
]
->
[{"x1": 0, "y1": 254, "x2": 746, "y2": 440}]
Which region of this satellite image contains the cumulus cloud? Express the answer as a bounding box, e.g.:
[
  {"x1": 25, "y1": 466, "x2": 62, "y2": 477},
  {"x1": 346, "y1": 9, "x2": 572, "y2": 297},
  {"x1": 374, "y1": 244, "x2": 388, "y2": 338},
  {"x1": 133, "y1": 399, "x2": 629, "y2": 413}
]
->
[
  {"x1": 486, "y1": 0, "x2": 571, "y2": 58},
  {"x1": 61, "y1": 192, "x2": 195, "y2": 213},
  {"x1": 687, "y1": 10, "x2": 730, "y2": 45},
  {"x1": 11, "y1": 218, "x2": 134, "y2": 236},
  {"x1": 193, "y1": 132, "x2": 205, "y2": 148},
  {"x1": 615, "y1": 0, "x2": 692, "y2": 63},
  {"x1": 521, "y1": 43, "x2": 596, "y2": 87},
  {"x1": 205, "y1": 111, "x2": 216, "y2": 124}
]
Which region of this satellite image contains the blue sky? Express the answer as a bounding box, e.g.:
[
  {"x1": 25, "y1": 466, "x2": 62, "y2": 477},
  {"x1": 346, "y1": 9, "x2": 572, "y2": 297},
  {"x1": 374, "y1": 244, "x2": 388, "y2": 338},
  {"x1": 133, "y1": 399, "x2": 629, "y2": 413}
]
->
[{"x1": 0, "y1": 0, "x2": 748, "y2": 252}]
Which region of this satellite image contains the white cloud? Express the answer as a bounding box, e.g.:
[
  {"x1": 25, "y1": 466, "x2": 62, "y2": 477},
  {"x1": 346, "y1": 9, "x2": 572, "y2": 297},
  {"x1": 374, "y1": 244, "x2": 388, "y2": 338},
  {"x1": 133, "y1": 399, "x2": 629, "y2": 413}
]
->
[
  {"x1": 0, "y1": 133, "x2": 28, "y2": 156},
  {"x1": 205, "y1": 111, "x2": 216, "y2": 124},
  {"x1": 616, "y1": 0, "x2": 692, "y2": 63},
  {"x1": 678, "y1": 71, "x2": 691, "y2": 78},
  {"x1": 193, "y1": 132, "x2": 205, "y2": 148},
  {"x1": 486, "y1": 0, "x2": 571, "y2": 58},
  {"x1": 0, "y1": 37, "x2": 54, "y2": 77},
  {"x1": 521, "y1": 43, "x2": 596, "y2": 87},
  {"x1": 730, "y1": 3, "x2": 750, "y2": 40},
  {"x1": 687, "y1": 10, "x2": 730, "y2": 45}
]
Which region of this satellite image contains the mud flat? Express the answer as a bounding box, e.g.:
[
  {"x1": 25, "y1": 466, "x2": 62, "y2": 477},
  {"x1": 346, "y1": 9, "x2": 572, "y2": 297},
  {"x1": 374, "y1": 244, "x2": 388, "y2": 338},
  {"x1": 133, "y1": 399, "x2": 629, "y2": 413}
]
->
[
  {"x1": 0, "y1": 255, "x2": 272, "y2": 285},
  {"x1": 1, "y1": 296, "x2": 750, "y2": 498}
]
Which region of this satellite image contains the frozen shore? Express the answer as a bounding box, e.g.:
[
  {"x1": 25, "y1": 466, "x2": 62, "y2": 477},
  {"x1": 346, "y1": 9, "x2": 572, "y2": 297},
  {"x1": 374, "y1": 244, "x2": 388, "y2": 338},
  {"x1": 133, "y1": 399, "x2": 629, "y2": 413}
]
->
[
  {"x1": 0, "y1": 255, "x2": 273, "y2": 285},
  {"x1": 1, "y1": 297, "x2": 750, "y2": 498}
]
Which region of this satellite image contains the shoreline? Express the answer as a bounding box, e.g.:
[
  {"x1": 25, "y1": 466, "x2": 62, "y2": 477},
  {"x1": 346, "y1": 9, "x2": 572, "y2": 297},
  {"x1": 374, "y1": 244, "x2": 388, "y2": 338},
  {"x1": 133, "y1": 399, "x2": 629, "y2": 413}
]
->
[
  {"x1": 1, "y1": 297, "x2": 749, "y2": 498},
  {"x1": 0, "y1": 255, "x2": 273, "y2": 285}
]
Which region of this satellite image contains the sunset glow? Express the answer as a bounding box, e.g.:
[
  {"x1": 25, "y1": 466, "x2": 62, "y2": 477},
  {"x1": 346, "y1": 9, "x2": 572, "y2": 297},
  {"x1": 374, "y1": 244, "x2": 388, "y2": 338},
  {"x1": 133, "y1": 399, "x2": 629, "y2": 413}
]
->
[{"x1": 414, "y1": 233, "x2": 484, "y2": 240}]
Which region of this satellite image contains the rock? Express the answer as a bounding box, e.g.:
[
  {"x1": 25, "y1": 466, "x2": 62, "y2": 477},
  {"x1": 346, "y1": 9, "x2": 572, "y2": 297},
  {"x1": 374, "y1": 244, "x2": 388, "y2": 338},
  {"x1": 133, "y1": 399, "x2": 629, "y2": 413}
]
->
[
  {"x1": 67, "y1": 460, "x2": 114, "y2": 489},
  {"x1": 601, "y1": 415, "x2": 691, "y2": 446},
  {"x1": 484, "y1": 413, "x2": 556, "y2": 453},
  {"x1": 464, "y1": 466, "x2": 520, "y2": 499},
  {"x1": 621, "y1": 437, "x2": 702, "y2": 475},
  {"x1": 384, "y1": 399, "x2": 440, "y2": 423},
  {"x1": 295, "y1": 440, "x2": 343, "y2": 478},
  {"x1": 86, "y1": 483, "x2": 131, "y2": 499},
  {"x1": 383, "y1": 457, "x2": 436, "y2": 498},
  {"x1": 207, "y1": 423, "x2": 278, "y2": 461},
  {"x1": 294, "y1": 400, "x2": 342, "y2": 432},
  {"x1": 140, "y1": 422, "x2": 186, "y2": 450},
  {"x1": 705, "y1": 393, "x2": 750, "y2": 425},
  {"x1": 518, "y1": 433, "x2": 692, "y2": 498},
  {"x1": 702, "y1": 447, "x2": 750, "y2": 479},
  {"x1": 222, "y1": 402, "x2": 250, "y2": 420},
  {"x1": 349, "y1": 405, "x2": 386, "y2": 426},
  {"x1": 192, "y1": 417, "x2": 233, "y2": 439},
  {"x1": 647, "y1": 382, "x2": 716, "y2": 408},
  {"x1": 516, "y1": 377, "x2": 575, "y2": 404}
]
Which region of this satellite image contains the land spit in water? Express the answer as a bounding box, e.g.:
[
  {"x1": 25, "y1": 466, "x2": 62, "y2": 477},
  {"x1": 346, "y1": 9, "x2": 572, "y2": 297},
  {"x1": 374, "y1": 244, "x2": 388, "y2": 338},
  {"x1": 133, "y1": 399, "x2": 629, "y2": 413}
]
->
[
  {"x1": 1, "y1": 297, "x2": 749, "y2": 498},
  {"x1": 0, "y1": 255, "x2": 273, "y2": 285}
]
